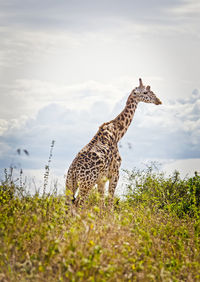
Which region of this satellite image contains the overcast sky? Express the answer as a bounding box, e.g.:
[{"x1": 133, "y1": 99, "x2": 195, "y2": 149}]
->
[{"x1": 0, "y1": 0, "x2": 200, "y2": 192}]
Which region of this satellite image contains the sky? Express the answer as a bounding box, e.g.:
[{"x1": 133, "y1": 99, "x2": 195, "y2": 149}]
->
[{"x1": 0, "y1": 0, "x2": 200, "y2": 193}]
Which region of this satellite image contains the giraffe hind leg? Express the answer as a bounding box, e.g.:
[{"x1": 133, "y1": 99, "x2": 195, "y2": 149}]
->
[
  {"x1": 74, "y1": 185, "x2": 89, "y2": 208},
  {"x1": 108, "y1": 173, "x2": 119, "y2": 209},
  {"x1": 97, "y1": 179, "x2": 107, "y2": 212}
]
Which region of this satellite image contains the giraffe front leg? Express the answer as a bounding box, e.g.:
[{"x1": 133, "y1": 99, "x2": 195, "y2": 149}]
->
[
  {"x1": 107, "y1": 150, "x2": 121, "y2": 210},
  {"x1": 108, "y1": 172, "x2": 119, "y2": 210}
]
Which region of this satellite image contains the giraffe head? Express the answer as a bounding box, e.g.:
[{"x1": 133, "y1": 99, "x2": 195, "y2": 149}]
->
[{"x1": 133, "y1": 78, "x2": 162, "y2": 105}]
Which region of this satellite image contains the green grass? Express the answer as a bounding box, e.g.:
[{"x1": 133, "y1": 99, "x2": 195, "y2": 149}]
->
[{"x1": 0, "y1": 167, "x2": 200, "y2": 281}]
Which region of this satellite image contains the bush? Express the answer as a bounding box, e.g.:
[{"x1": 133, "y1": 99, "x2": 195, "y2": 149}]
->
[{"x1": 124, "y1": 166, "x2": 200, "y2": 218}]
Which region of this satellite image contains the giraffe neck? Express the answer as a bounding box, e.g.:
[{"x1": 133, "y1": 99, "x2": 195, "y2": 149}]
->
[{"x1": 111, "y1": 93, "x2": 138, "y2": 142}]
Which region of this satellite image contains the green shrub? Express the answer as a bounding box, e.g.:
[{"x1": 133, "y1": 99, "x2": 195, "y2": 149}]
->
[{"x1": 124, "y1": 166, "x2": 200, "y2": 218}]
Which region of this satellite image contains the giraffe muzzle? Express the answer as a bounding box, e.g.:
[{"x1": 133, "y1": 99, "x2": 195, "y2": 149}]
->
[{"x1": 155, "y1": 98, "x2": 162, "y2": 105}]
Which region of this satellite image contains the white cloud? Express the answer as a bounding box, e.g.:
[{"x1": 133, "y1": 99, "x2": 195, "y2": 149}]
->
[
  {"x1": 166, "y1": 0, "x2": 200, "y2": 38},
  {"x1": 0, "y1": 27, "x2": 83, "y2": 70},
  {"x1": 0, "y1": 78, "x2": 124, "y2": 122},
  {"x1": 170, "y1": 0, "x2": 200, "y2": 16},
  {"x1": 0, "y1": 119, "x2": 8, "y2": 135},
  {"x1": 163, "y1": 158, "x2": 200, "y2": 177}
]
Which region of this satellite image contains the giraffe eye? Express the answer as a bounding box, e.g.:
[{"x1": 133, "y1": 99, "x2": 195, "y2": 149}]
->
[{"x1": 144, "y1": 92, "x2": 148, "y2": 94}]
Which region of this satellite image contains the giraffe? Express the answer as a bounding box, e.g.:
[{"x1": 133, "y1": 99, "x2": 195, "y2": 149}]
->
[{"x1": 66, "y1": 78, "x2": 162, "y2": 209}]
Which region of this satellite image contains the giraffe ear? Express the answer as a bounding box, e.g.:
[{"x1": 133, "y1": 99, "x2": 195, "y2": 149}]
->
[
  {"x1": 139, "y1": 78, "x2": 143, "y2": 88},
  {"x1": 146, "y1": 85, "x2": 150, "y2": 91}
]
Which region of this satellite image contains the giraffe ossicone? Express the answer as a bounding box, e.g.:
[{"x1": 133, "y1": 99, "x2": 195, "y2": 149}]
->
[{"x1": 66, "y1": 78, "x2": 162, "y2": 209}]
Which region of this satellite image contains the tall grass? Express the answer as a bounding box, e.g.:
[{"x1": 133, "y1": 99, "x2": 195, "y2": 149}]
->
[{"x1": 0, "y1": 166, "x2": 200, "y2": 281}]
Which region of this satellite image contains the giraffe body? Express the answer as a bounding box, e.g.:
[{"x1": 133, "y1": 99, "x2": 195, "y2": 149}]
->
[
  {"x1": 66, "y1": 122, "x2": 120, "y2": 207},
  {"x1": 66, "y1": 79, "x2": 162, "y2": 209}
]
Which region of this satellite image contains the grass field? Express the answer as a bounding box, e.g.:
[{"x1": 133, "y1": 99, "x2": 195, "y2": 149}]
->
[{"x1": 0, "y1": 167, "x2": 200, "y2": 281}]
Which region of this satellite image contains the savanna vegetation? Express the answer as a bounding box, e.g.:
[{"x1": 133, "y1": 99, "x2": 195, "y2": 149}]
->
[{"x1": 0, "y1": 165, "x2": 200, "y2": 281}]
